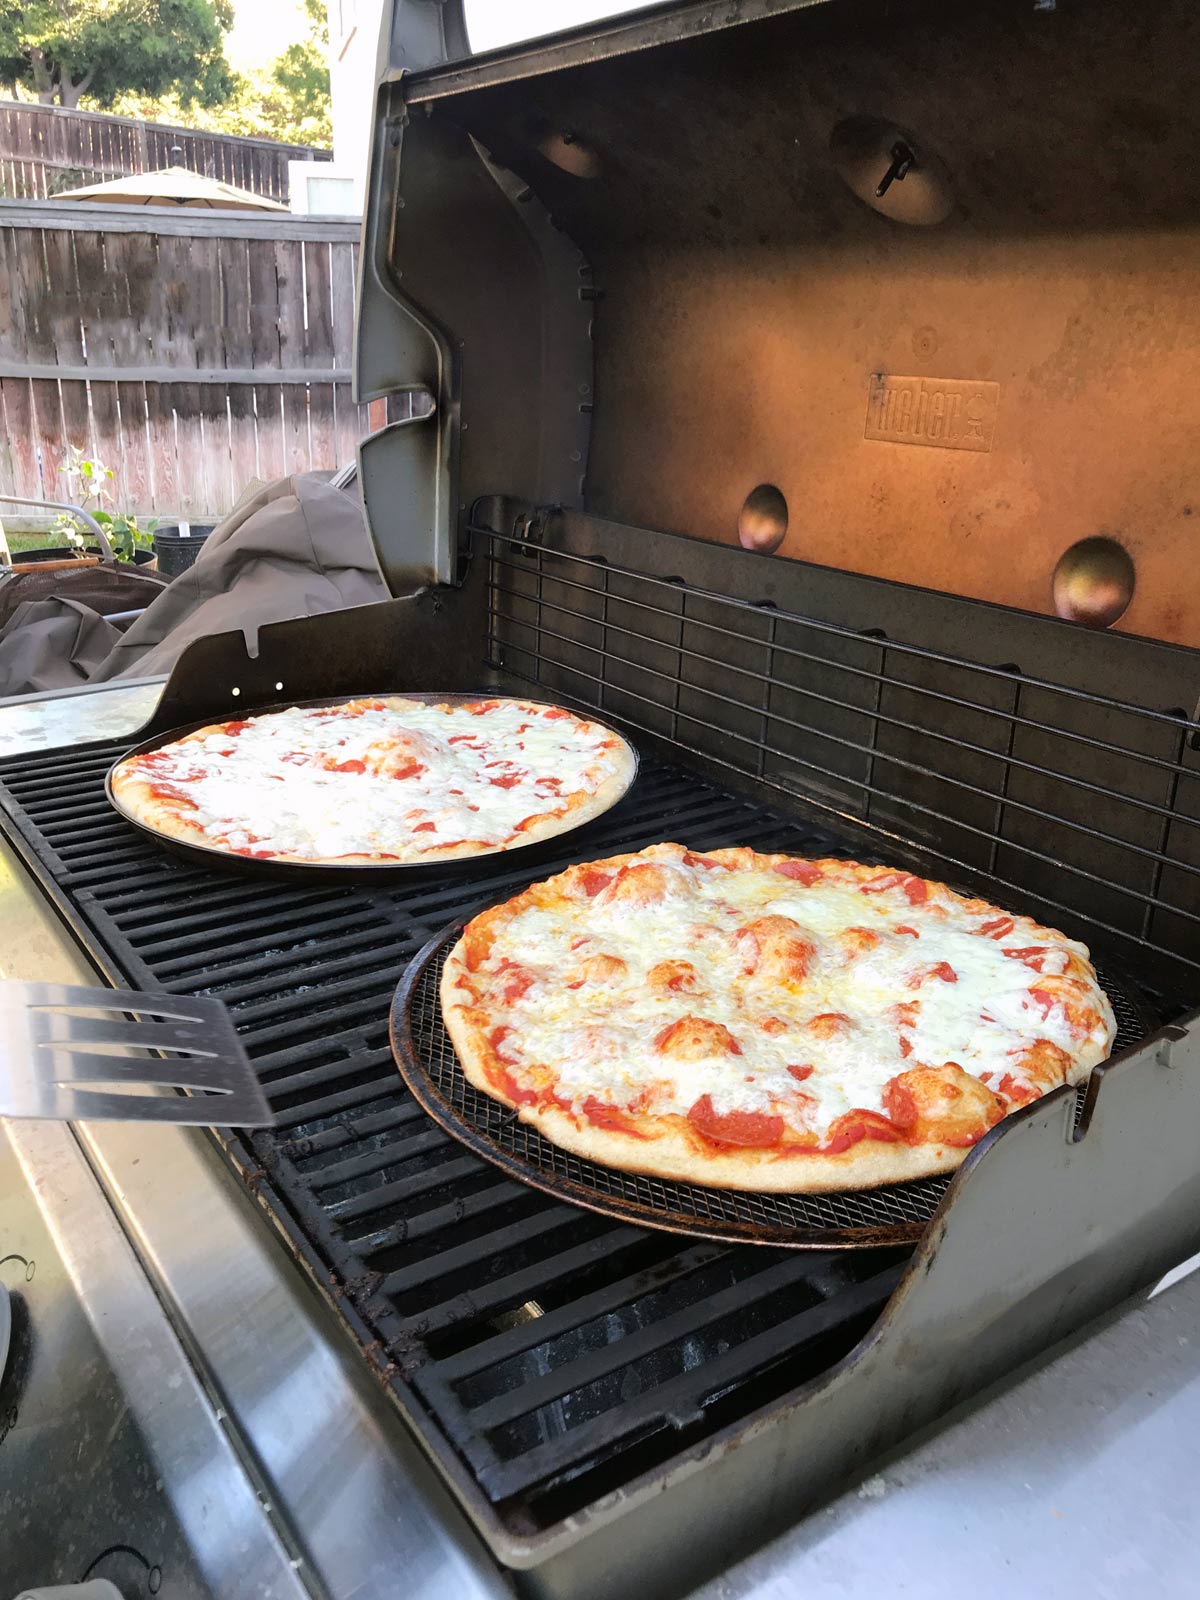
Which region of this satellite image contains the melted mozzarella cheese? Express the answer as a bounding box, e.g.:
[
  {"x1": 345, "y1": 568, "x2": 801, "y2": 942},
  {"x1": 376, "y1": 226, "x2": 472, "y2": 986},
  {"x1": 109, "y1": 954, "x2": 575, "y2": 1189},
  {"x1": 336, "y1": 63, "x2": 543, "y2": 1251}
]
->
[
  {"x1": 130, "y1": 700, "x2": 621, "y2": 860},
  {"x1": 481, "y1": 853, "x2": 1116, "y2": 1137}
]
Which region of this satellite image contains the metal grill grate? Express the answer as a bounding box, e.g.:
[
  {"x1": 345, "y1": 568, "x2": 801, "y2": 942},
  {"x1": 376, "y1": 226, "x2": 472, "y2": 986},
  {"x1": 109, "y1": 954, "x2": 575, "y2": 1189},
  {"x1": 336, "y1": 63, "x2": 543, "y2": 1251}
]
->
[
  {"x1": 395, "y1": 932, "x2": 1157, "y2": 1249},
  {"x1": 0, "y1": 740, "x2": 964, "y2": 1530}
]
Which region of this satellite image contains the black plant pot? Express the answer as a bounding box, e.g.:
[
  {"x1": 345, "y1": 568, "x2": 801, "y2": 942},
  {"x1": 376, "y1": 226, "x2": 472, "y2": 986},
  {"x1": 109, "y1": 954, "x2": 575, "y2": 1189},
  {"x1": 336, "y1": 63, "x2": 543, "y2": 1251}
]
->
[{"x1": 152, "y1": 524, "x2": 215, "y2": 578}]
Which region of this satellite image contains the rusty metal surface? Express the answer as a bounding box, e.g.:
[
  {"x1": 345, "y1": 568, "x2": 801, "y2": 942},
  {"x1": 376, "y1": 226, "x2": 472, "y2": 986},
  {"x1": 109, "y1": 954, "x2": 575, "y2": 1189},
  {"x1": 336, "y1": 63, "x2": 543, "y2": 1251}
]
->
[{"x1": 424, "y1": 0, "x2": 1200, "y2": 645}]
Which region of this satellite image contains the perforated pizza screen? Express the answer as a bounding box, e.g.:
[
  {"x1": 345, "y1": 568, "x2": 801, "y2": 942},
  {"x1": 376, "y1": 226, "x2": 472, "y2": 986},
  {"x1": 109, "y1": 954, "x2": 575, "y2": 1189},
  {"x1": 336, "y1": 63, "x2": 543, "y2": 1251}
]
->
[{"x1": 392, "y1": 929, "x2": 1154, "y2": 1248}]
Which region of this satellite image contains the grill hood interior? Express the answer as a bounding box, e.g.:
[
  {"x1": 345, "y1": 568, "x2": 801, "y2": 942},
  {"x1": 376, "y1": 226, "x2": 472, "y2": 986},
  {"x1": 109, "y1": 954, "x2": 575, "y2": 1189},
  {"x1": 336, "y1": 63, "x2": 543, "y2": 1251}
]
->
[{"x1": 357, "y1": 0, "x2": 1200, "y2": 647}]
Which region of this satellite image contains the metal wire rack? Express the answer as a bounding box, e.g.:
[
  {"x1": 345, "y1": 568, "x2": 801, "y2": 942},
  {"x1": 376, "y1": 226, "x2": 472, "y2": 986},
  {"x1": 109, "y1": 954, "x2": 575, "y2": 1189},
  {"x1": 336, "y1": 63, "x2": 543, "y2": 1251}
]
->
[{"x1": 481, "y1": 523, "x2": 1200, "y2": 1001}]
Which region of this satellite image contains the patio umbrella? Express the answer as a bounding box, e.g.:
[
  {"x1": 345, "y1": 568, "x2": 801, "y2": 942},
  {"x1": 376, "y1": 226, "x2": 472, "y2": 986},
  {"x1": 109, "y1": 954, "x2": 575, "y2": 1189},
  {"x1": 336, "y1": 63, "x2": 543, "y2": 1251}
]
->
[{"x1": 52, "y1": 163, "x2": 288, "y2": 212}]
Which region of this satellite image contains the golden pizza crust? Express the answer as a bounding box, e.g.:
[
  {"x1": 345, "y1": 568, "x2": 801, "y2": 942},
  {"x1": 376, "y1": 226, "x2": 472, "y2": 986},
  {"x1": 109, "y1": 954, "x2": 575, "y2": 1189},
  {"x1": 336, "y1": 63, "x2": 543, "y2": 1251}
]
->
[
  {"x1": 109, "y1": 695, "x2": 636, "y2": 866},
  {"x1": 438, "y1": 843, "x2": 1115, "y2": 1194}
]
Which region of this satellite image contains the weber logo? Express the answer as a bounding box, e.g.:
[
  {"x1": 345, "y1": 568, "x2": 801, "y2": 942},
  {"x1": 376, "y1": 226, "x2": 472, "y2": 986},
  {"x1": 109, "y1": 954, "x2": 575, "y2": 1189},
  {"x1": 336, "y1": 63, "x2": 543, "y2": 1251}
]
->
[{"x1": 865, "y1": 375, "x2": 999, "y2": 453}]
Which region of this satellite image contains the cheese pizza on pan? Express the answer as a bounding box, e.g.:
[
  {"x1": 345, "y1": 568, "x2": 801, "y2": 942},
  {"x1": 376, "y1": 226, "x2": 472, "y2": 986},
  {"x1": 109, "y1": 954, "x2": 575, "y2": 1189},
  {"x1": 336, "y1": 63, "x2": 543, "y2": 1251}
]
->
[
  {"x1": 440, "y1": 843, "x2": 1116, "y2": 1192},
  {"x1": 109, "y1": 696, "x2": 635, "y2": 865}
]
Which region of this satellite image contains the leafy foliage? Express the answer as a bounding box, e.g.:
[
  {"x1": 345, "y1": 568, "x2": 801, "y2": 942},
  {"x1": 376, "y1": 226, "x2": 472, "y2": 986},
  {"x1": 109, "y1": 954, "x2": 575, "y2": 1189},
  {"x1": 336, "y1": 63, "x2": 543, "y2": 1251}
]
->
[
  {"x1": 51, "y1": 447, "x2": 155, "y2": 560},
  {"x1": 0, "y1": 0, "x2": 235, "y2": 110},
  {"x1": 104, "y1": 0, "x2": 331, "y2": 148}
]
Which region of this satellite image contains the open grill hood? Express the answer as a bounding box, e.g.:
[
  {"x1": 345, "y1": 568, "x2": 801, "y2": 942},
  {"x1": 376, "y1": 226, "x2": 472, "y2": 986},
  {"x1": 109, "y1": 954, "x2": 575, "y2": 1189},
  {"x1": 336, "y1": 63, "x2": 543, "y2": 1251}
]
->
[{"x1": 357, "y1": 0, "x2": 1200, "y2": 649}]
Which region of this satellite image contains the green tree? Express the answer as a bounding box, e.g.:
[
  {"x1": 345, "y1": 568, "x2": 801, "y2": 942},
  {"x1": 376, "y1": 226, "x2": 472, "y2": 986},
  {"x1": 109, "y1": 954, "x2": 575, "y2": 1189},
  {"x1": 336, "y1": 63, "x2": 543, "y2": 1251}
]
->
[
  {"x1": 271, "y1": 0, "x2": 330, "y2": 139},
  {"x1": 104, "y1": 0, "x2": 331, "y2": 148},
  {"x1": 0, "y1": 0, "x2": 234, "y2": 110}
]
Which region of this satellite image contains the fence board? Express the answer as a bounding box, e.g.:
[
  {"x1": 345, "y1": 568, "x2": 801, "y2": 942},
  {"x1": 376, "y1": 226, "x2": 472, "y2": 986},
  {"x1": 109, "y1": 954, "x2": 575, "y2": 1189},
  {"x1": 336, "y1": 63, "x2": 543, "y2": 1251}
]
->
[
  {"x1": 0, "y1": 211, "x2": 366, "y2": 519},
  {"x1": 330, "y1": 244, "x2": 356, "y2": 371},
  {"x1": 169, "y1": 380, "x2": 206, "y2": 514},
  {"x1": 282, "y1": 383, "x2": 311, "y2": 477},
  {"x1": 199, "y1": 386, "x2": 233, "y2": 512},
  {"x1": 247, "y1": 238, "x2": 282, "y2": 371},
  {"x1": 0, "y1": 227, "x2": 18, "y2": 355},
  {"x1": 58, "y1": 377, "x2": 91, "y2": 457},
  {"x1": 0, "y1": 379, "x2": 36, "y2": 504},
  {"x1": 227, "y1": 385, "x2": 260, "y2": 499},
  {"x1": 308, "y1": 385, "x2": 336, "y2": 472},
  {"x1": 71, "y1": 227, "x2": 110, "y2": 363},
  {"x1": 158, "y1": 232, "x2": 204, "y2": 372},
  {"x1": 41, "y1": 228, "x2": 85, "y2": 368},
  {"x1": 274, "y1": 239, "x2": 308, "y2": 372},
  {"x1": 218, "y1": 235, "x2": 254, "y2": 371},
  {"x1": 253, "y1": 386, "x2": 287, "y2": 485},
  {"x1": 0, "y1": 100, "x2": 327, "y2": 203},
  {"x1": 30, "y1": 378, "x2": 66, "y2": 502},
  {"x1": 15, "y1": 228, "x2": 50, "y2": 362},
  {"x1": 87, "y1": 380, "x2": 120, "y2": 480},
  {"x1": 114, "y1": 380, "x2": 153, "y2": 512},
  {"x1": 144, "y1": 381, "x2": 179, "y2": 513},
  {"x1": 303, "y1": 240, "x2": 336, "y2": 370}
]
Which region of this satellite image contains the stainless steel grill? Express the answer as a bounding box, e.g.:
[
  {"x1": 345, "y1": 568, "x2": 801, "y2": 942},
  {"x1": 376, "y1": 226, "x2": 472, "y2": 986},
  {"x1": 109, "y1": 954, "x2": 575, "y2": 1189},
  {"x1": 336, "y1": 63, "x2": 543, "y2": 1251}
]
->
[{"x1": 6, "y1": 0, "x2": 1200, "y2": 1595}]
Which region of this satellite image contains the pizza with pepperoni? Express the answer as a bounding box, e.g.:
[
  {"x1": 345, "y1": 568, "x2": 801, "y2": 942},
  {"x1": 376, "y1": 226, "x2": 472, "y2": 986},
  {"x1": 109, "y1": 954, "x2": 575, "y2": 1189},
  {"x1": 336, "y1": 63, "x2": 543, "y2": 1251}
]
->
[
  {"x1": 440, "y1": 843, "x2": 1116, "y2": 1191},
  {"x1": 110, "y1": 696, "x2": 635, "y2": 865}
]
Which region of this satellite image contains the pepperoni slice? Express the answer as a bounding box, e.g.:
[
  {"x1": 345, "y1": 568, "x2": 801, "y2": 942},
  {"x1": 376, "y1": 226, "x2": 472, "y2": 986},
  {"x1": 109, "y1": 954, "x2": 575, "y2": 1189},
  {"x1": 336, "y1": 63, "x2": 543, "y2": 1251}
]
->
[
  {"x1": 688, "y1": 1095, "x2": 784, "y2": 1147},
  {"x1": 908, "y1": 961, "x2": 958, "y2": 988},
  {"x1": 581, "y1": 1097, "x2": 651, "y2": 1139},
  {"x1": 1029, "y1": 987, "x2": 1056, "y2": 1020},
  {"x1": 821, "y1": 1110, "x2": 905, "y2": 1152},
  {"x1": 579, "y1": 868, "x2": 614, "y2": 897},
  {"x1": 860, "y1": 871, "x2": 928, "y2": 904},
  {"x1": 1002, "y1": 946, "x2": 1049, "y2": 972},
  {"x1": 773, "y1": 859, "x2": 822, "y2": 885},
  {"x1": 882, "y1": 1080, "x2": 918, "y2": 1131},
  {"x1": 496, "y1": 961, "x2": 535, "y2": 1004}
]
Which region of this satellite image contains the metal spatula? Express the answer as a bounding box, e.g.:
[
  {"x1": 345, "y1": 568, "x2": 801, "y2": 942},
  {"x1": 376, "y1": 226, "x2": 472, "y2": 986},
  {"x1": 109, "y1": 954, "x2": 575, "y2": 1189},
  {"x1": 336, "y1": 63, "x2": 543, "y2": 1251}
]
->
[{"x1": 0, "y1": 981, "x2": 274, "y2": 1126}]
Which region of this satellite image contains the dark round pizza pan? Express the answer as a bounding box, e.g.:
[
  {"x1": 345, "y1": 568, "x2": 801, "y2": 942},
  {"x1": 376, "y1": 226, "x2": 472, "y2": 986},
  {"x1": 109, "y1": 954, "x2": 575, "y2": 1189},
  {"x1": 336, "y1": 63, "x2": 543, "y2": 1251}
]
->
[
  {"x1": 389, "y1": 919, "x2": 1162, "y2": 1250},
  {"x1": 103, "y1": 690, "x2": 639, "y2": 883}
]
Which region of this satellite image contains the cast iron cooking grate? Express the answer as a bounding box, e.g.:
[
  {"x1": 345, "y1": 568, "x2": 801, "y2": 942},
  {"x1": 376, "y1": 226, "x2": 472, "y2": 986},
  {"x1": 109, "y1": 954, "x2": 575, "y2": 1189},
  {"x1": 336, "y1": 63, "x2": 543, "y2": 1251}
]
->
[
  {"x1": 395, "y1": 933, "x2": 1156, "y2": 1249},
  {"x1": 0, "y1": 737, "x2": 1163, "y2": 1533}
]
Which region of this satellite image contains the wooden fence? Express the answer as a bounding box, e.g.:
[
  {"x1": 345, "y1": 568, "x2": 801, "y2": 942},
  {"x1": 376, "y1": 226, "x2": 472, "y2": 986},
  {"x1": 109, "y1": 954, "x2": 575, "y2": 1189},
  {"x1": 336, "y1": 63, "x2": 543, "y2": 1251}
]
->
[
  {"x1": 0, "y1": 100, "x2": 328, "y2": 203},
  {"x1": 0, "y1": 202, "x2": 368, "y2": 521}
]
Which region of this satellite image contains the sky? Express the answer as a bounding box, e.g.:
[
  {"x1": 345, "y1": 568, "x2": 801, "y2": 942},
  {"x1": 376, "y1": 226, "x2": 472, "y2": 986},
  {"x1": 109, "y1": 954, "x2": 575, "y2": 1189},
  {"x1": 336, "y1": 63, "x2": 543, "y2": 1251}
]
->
[
  {"x1": 227, "y1": 0, "x2": 307, "y2": 70},
  {"x1": 226, "y1": 0, "x2": 660, "y2": 67}
]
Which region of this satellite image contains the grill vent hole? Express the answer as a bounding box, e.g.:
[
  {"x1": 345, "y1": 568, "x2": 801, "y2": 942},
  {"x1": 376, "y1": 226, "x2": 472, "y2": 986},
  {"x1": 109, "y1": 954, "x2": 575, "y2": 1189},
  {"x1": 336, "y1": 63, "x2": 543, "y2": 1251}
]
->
[{"x1": 738, "y1": 485, "x2": 788, "y2": 555}]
